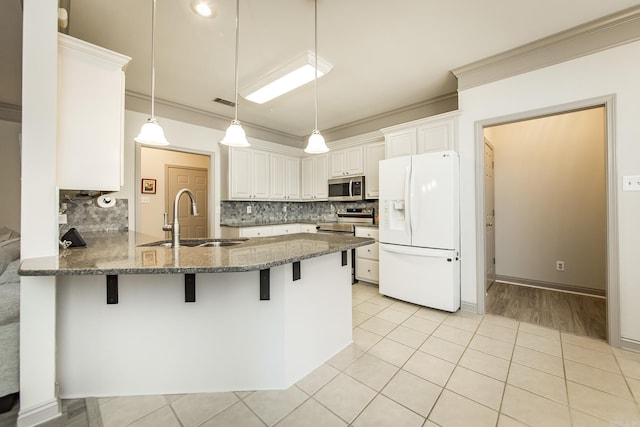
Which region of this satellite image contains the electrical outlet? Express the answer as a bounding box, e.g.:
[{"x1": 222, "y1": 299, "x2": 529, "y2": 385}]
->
[
  {"x1": 58, "y1": 213, "x2": 67, "y2": 224},
  {"x1": 283, "y1": 205, "x2": 287, "y2": 212},
  {"x1": 246, "y1": 205, "x2": 252, "y2": 214},
  {"x1": 556, "y1": 261, "x2": 565, "y2": 271},
  {"x1": 623, "y1": 175, "x2": 640, "y2": 191}
]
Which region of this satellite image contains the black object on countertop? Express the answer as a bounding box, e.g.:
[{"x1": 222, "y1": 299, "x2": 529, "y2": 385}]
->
[{"x1": 61, "y1": 227, "x2": 87, "y2": 247}]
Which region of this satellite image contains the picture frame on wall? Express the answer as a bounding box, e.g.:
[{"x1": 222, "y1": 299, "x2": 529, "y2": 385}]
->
[{"x1": 141, "y1": 178, "x2": 156, "y2": 194}]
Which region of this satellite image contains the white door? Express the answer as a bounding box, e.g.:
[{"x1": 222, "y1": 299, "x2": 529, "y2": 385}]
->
[
  {"x1": 484, "y1": 139, "x2": 496, "y2": 293},
  {"x1": 410, "y1": 151, "x2": 459, "y2": 250},
  {"x1": 379, "y1": 155, "x2": 412, "y2": 246}
]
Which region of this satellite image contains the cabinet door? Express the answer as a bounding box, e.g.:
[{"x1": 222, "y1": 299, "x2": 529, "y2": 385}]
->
[
  {"x1": 329, "y1": 149, "x2": 347, "y2": 177},
  {"x1": 417, "y1": 120, "x2": 455, "y2": 153},
  {"x1": 252, "y1": 150, "x2": 271, "y2": 199},
  {"x1": 240, "y1": 226, "x2": 273, "y2": 238},
  {"x1": 285, "y1": 156, "x2": 301, "y2": 200},
  {"x1": 229, "y1": 148, "x2": 253, "y2": 199},
  {"x1": 314, "y1": 155, "x2": 329, "y2": 199},
  {"x1": 299, "y1": 224, "x2": 317, "y2": 233},
  {"x1": 364, "y1": 142, "x2": 385, "y2": 199},
  {"x1": 301, "y1": 157, "x2": 315, "y2": 200},
  {"x1": 346, "y1": 146, "x2": 364, "y2": 175},
  {"x1": 385, "y1": 129, "x2": 415, "y2": 159},
  {"x1": 272, "y1": 224, "x2": 300, "y2": 235},
  {"x1": 270, "y1": 153, "x2": 286, "y2": 200}
]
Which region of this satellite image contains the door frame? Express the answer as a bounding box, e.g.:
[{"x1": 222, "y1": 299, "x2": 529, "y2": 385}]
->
[
  {"x1": 473, "y1": 94, "x2": 620, "y2": 347},
  {"x1": 483, "y1": 138, "x2": 495, "y2": 295}
]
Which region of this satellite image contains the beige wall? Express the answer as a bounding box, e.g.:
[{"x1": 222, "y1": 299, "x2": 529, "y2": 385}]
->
[
  {"x1": 484, "y1": 107, "x2": 606, "y2": 291},
  {"x1": 0, "y1": 119, "x2": 21, "y2": 231},
  {"x1": 139, "y1": 146, "x2": 209, "y2": 242}
]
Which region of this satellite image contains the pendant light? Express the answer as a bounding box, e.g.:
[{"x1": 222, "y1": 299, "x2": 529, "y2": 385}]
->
[
  {"x1": 135, "y1": 0, "x2": 169, "y2": 145},
  {"x1": 304, "y1": 0, "x2": 329, "y2": 154},
  {"x1": 220, "y1": 0, "x2": 250, "y2": 147}
]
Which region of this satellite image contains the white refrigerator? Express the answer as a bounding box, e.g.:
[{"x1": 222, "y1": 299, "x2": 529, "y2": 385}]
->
[{"x1": 379, "y1": 151, "x2": 460, "y2": 312}]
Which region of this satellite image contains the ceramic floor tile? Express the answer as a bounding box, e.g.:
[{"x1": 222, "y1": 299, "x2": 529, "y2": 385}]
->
[
  {"x1": 344, "y1": 353, "x2": 399, "y2": 391},
  {"x1": 171, "y1": 392, "x2": 239, "y2": 427},
  {"x1": 128, "y1": 406, "x2": 180, "y2": 427},
  {"x1": 618, "y1": 356, "x2": 640, "y2": 380},
  {"x1": 570, "y1": 409, "x2": 615, "y2": 427},
  {"x1": 352, "y1": 310, "x2": 370, "y2": 327},
  {"x1": 234, "y1": 391, "x2": 254, "y2": 399},
  {"x1": 276, "y1": 398, "x2": 346, "y2": 427},
  {"x1": 401, "y1": 315, "x2": 440, "y2": 335},
  {"x1": 354, "y1": 301, "x2": 386, "y2": 316},
  {"x1": 388, "y1": 300, "x2": 420, "y2": 315},
  {"x1": 562, "y1": 342, "x2": 620, "y2": 374},
  {"x1": 314, "y1": 373, "x2": 376, "y2": 423},
  {"x1": 352, "y1": 283, "x2": 379, "y2": 297},
  {"x1": 381, "y1": 370, "x2": 442, "y2": 418},
  {"x1": 326, "y1": 344, "x2": 365, "y2": 371},
  {"x1": 612, "y1": 347, "x2": 640, "y2": 363},
  {"x1": 359, "y1": 316, "x2": 398, "y2": 336},
  {"x1": 482, "y1": 314, "x2": 519, "y2": 330},
  {"x1": 501, "y1": 385, "x2": 571, "y2": 426},
  {"x1": 516, "y1": 331, "x2": 562, "y2": 357},
  {"x1": 567, "y1": 381, "x2": 640, "y2": 425},
  {"x1": 517, "y1": 322, "x2": 561, "y2": 341},
  {"x1": 419, "y1": 336, "x2": 466, "y2": 364},
  {"x1": 375, "y1": 307, "x2": 412, "y2": 324},
  {"x1": 560, "y1": 332, "x2": 610, "y2": 353},
  {"x1": 446, "y1": 366, "x2": 505, "y2": 410},
  {"x1": 99, "y1": 395, "x2": 167, "y2": 427},
  {"x1": 628, "y1": 377, "x2": 640, "y2": 403},
  {"x1": 352, "y1": 394, "x2": 424, "y2": 427},
  {"x1": 353, "y1": 326, "x2": 384, "y2": 351},
  {"x1": 352, "y1": 297, "x2": 366, "y2": 308},
  {"x1": 423, "y1": 421, "x2": 440, "y2": 427},
  {"x1": 431, "y1": 324, "x2": 474, "y2": 346},
  {"x1": 413, "y1": 307, "x2": 448, "y2": 323},
  {"x1": 200, "y1": 401, "x2": 266, "y2": 427},
  {"x1": 511, "y1": 345, "x2": 564, "y2": 378},
  {"x1": 497, "y1": 414, "x2": 528, "y2": 427},
  {"x1": 243, "y1": 387, "x2": 308, "y2": 426},
  {"x1": 366, "y1": 294, "x2": 395, "y2": 308},
  {"x1": 468, "y1": 334, "x2": 514, "y2": 360},
  {"x1": 367, "y1": 337, "x2": 415, "y2": 367},
  {"x1": 458, "y1": 348, "x2": 510, "y2": 381},
  {"x1": 476, "y1": 322, "x2": 517, "y2": 344},
  {"x1": 296, "y1": 363, "x2": 340, "y2": 395},
  {"x1": 507, "y1": 363, "x2": 567, "y2": 404},
  {"x1": 428, "y1": 390, "x2": 498, "y2": 427},
  {"x1": 442, "y1": 313, "x2": 481, "y2": 333},
  {"x1": 403, "y1": 350, "x2": 455, "y2": 386},
  {"x1": 386, "y1": 325, "x2": 428, "y2": 349},
  {"x1": 564, "y1": 359, "x2": 632, "y2": 399},
  {"x1": 163, "y1": 394, "x2": 184, "y2": 404}
]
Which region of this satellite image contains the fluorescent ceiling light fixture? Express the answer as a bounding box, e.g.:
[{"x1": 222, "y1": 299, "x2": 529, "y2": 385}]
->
[{"x1": 241, "y1": 51, "x2": 332, "y2": 104}]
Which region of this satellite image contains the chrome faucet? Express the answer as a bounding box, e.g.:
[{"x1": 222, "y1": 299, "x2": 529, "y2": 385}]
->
[{"x1": 163, "y1": 188, "x2": 199, "y2": 247}]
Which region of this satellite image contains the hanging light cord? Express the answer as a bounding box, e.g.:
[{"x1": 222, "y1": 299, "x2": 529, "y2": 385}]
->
[
  {"x1": 151, "y1": 0, "x2": 157, "y2": 119},
  {"x1": 233, "y1": 0, "x2": 240, "y2": 122},
  {"x1": 313, "y1": 0, "x2": 319, "y2": 131}
]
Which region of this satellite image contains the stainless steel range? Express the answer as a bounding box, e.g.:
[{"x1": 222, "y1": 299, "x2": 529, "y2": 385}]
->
[{"x1": 316, "y1": 208, "x2": 375, "y2": 283}]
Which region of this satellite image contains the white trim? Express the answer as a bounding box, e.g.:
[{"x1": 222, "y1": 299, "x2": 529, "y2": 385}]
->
[
  {"x1": 460, "y1": 301, "x2": 477, "y2": 313},
  {"x1": 620, "y1": 338, "x2": 640, "y2": 353},
  {"x1": 17, "y1": 398, "x2": 60, "y2": 427}
]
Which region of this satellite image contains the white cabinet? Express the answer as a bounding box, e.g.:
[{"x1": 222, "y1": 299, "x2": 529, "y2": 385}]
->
[
  {"x1": 228, "y1": 148, "x2": 270, "y2": 200},
  {"x1": 299, "y1": 223, "x2": 317, "y2": 233},
  {"x1": 382, "y1": 111, "x2": 459, "y2": 159},
  {"x1": 271, "y1": 224, "x2": 300, "y2": 235},
  {"x1": 355, "y1": 227, "x2": 379, "y2": 284},
  {"x1": 330, "y1": 146, "x2": 364, "y2": 177},
  {"x1": 364, "y1": 141, "x2": 385, "y2": 199},
  {"x1": 301, "y1": 155, "x2": 328, "y2": 200},
  {"x1": 57, "y1": 34, "x2": 130, "y2": 191},
  {"x1": 221, "y1": 223, "x2": 314, "y2": 238},
  {"x1": 271, "y1": 154, "x2": 300, "y2": 201}
]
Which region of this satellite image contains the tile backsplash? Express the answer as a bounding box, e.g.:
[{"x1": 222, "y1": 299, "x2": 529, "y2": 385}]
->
[
  {"x1": 59, "y1": 193, "x2": 128, "y2": 234},
  {"x1": 220, "y1": 201, "x2": 378, "y2": 225}
]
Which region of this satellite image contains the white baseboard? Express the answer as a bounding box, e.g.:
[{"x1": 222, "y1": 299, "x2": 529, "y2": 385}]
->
[
  {"x1": 17, "y1": 398, "x2": 60, "y2": 427},
  {"x1": 460, "y1": 301, "x2": 477, "y2": 313},
  {"x1": 620, "y1": 337, "x2": 640, "y2": 353}
]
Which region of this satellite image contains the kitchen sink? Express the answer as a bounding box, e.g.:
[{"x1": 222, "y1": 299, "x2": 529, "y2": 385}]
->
[{"x1": 139, "y1": 239, "x2": 247, "y2": 248}]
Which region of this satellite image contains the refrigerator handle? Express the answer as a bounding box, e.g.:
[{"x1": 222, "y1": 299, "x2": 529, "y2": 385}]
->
[
  {"x1": 349, "y1": 178, "x2": 353, "y2": 198},
  {"x1": 404, "y1": 165, "x2": 411, "y2": 234}
]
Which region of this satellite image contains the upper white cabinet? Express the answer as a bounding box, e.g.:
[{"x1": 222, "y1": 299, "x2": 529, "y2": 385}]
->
[
  {"x1": 364, "y1": 141, "x2": 385, "y2": 199},
  {"x1": 57, "y1": 34, "x2": 130, "y2": 191},
  {"x1": 301, "y1": 155, "x2": 328, "y2": 200},
  {"x1": 382, "y1": 111, "x2": 459, "y2": 159},
  {"x1": 271, "y1": 154, "x2": 300, "y2": 201},
  {"x1": 228, "y1": 148, "x2": 270, "y2": 200},
  {"x1": 329, "y1": 146, "x2": 364, "y2": 177}
]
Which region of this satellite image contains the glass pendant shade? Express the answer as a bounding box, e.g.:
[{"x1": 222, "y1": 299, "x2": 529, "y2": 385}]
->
[
  {"x1": 305, "y1": 129, "x2": 328, "y2": 154},
  {"x1": 221, "y1": 119, "x2": 250, "y2": 147},
  {"x1": 134, "y1": 118, "x2": 169, "y2": 145}
]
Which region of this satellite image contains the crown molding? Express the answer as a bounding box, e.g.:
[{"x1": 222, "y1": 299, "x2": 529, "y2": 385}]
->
[
  {"x1": 452, "y1": 5, "x2": 640, "y2": 90},
  {"x1": 0, "y1": 102, "x2": 22, "y2": 123}
]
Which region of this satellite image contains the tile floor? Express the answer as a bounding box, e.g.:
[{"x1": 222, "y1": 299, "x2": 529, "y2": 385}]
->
[{"x1": 6, "y1": 282, "x2": 640, "y2": 426}]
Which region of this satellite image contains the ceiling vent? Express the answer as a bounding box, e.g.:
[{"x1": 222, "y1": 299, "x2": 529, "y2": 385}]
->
[{"x1": 213, "y1": 97, "x2": 236, "y2": 108}]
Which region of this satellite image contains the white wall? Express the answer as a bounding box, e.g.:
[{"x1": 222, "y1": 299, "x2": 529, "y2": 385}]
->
[
  {"x1": 485, "y1": 109, "x2": 606, "y2": 292},
  {"x1": 0, "y1": 120, "x2": 21, "y2": 231},
  {"x1": 458, "y1": 40, "x2": 640, "y2": 344}
]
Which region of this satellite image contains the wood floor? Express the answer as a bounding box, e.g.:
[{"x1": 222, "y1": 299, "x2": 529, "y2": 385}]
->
[{"x1": 486, "y1": 281, "x2": 607, "y2": 340}]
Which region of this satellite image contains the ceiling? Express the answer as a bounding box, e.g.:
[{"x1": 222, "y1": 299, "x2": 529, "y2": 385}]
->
[{"x1": 4, "y1": 0, "x2": 640, "y2": 146}]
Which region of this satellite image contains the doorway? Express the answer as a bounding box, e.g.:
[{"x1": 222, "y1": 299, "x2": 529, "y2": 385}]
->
[
  {"x1": 476, "y1": 101, "x2": 615, "y2": 342},
  {"x1": 166, "y1": 165, "x2": 208, "y2": 239}
]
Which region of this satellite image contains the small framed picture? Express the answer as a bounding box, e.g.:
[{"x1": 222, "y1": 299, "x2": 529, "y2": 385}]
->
[{"x1": 141, "y1": 178, "x2": 156, "y2": 194}]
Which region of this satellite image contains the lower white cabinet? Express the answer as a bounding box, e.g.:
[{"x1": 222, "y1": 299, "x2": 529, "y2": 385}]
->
[
  {"x1": 355, "y1": 226, "x2": 379, "y2": 284},
  {"x1": 299, "y1": 224, "x2": 318, "y2": 233},
  {"x1": 221, "y1": 223, "x2": 316, "y2": 238}
]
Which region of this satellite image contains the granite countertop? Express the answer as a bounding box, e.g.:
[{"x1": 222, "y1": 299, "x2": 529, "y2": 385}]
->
[{"x1": 19, "y1": 231, "x2": 374, "y2": 276}]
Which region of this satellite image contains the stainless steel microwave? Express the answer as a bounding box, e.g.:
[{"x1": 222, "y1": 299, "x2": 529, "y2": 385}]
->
[{"x1": 328, "y1": 176, "x2": 366, "y2": 201}]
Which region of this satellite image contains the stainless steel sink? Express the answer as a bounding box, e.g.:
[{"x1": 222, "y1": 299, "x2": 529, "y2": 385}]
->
[{"x1": 139, "y1": 239, "x2": 247, "y2": 248}]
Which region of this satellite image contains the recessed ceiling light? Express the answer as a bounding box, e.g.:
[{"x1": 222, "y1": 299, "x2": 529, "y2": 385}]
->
[
  {"x1": 191, "y1": 0, "x2": 216, "y2": 18},
  {"x1": 241, "y1": 51, "x2": 332, "y2": 104}
]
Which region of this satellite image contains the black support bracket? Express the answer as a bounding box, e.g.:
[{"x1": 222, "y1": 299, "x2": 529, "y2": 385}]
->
[
  {"x1": 341, "y1": 250, "x2": 348, "y2": 266},
  {"x1": 185, "y1": 274, "x2": 196, "y2": 303},
  {"x1": 292, "y1": 262, "x2": 301, "y2": 281},
  {"x1": 260, "y1": 269, "x2": 270, "y2": 300},
  {"x1": 106, "y1": 275, "x2": 118, "y2": 304}
]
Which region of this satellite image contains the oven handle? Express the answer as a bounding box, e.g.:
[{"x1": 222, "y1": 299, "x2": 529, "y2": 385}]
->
[{"x1": 349, "y1": 178, "x2": 353, "y2": 198}]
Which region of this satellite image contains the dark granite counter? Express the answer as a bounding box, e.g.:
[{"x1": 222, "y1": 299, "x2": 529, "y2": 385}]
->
[{"x1": 19, "y1": 231, "x2": 374, "y2": 276}]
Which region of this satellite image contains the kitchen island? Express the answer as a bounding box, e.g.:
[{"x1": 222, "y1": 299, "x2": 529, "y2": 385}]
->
[{"x1": 20, "y1": 232, "x2": 374, "y2": 398}]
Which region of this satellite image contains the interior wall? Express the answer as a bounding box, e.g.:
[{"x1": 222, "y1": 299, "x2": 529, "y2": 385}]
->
[
  {"x1": 139, "y1": 147, "x2": 209, "y2": 242},
  {"x1": 0, "y1": 119, "x2": 21, "y2": 230},
  {"x1": 484, "y1": 108, "x2": 606, "y2": 292},
  {"x1": 457, "y1": 39, "x2": 640, "y2": 345}
]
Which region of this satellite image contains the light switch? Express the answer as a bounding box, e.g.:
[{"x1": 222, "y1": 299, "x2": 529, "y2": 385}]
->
[
  {"x1": 140, "y1": 196, "x2": 151, "y2": 204},
  {"x1": 623, "y1": 175, "x2": 640, "y2": 191}
]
